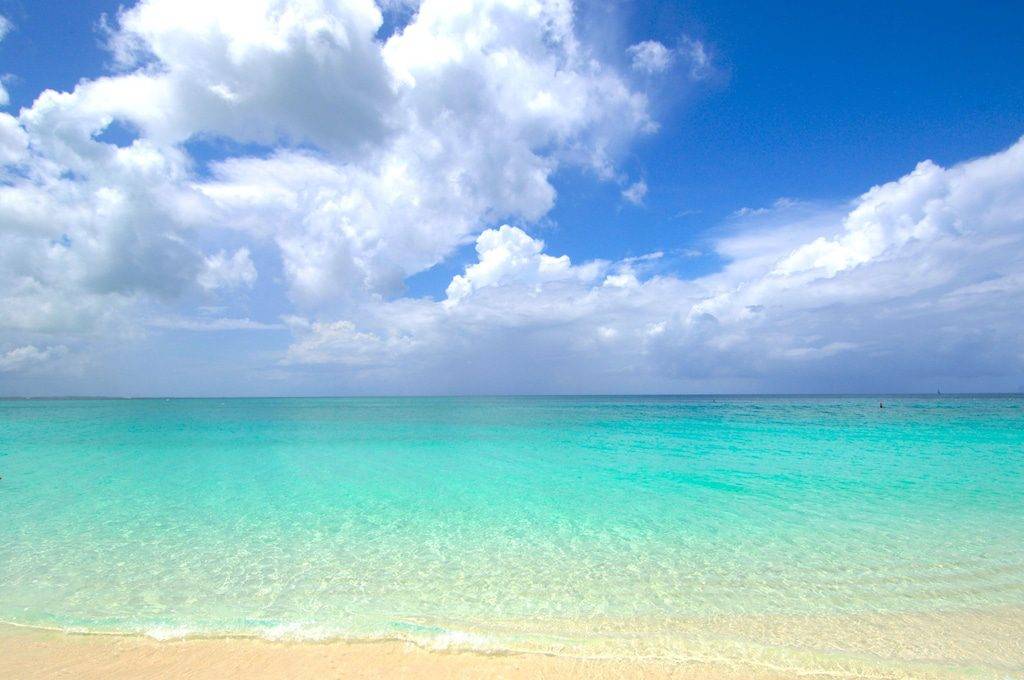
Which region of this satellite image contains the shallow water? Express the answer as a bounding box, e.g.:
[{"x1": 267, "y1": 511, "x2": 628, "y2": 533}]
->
[{"x1": 1, "y1": 396, "x2": 1022, "y2": 677}]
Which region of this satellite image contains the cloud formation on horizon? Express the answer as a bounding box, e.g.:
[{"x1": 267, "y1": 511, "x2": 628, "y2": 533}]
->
[{"x1": 0, "y1": 1, "x2": 1022, "y2": 395}]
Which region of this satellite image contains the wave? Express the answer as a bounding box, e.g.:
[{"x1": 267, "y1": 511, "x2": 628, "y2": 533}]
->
[
  {"x1": 2, "y1": 614, "x2": 1019, "y2": 679},
  {"x1": 0, "y1": 617, "x2": 512, "y2": 654}
]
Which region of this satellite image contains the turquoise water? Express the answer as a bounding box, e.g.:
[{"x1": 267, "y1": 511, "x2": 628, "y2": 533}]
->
[{"x1": 1, "y1": 397, "x2": 1022, "y2": 676}]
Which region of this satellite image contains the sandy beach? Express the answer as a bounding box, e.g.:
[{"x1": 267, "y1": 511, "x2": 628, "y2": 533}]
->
[
  {"x1": 0, "y1": 624, "x2": 794, "y2": 680},
  {"x1": 4, "y1": 610, "x2": 1023, "y2": 679}
]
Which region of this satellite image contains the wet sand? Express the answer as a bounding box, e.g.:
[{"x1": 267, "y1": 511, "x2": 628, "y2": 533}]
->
[
  {"x1": 0, "y1": 624, "x2": 786, "y2": 680},
  {"x1": 2, "y1": 608, "x2": 1022, "y2": 679}
]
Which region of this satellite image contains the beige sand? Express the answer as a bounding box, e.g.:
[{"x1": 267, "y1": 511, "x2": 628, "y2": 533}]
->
[
  {"x1": 0, "y1": 624, "x2": 789, "y2": 680},
  {"x1": 3, "y1": 608, "x2": 1022, "y2": 679}
]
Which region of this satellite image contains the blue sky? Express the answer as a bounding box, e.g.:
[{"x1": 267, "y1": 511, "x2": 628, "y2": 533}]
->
[{"x1": 1, "y1": 0, "x2": 1023, "y2": 395}]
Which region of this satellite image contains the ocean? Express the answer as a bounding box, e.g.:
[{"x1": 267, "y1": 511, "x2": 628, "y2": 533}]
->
[{"x1": 1, "y1": 396, "x2": 1022, "y2": 677}]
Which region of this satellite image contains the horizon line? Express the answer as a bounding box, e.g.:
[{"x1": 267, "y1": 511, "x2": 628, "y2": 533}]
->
[{"x1": 2, "y1": 392, "x2": 1022, "y2": 401}]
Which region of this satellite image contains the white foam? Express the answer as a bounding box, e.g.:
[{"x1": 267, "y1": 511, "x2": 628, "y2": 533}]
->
[
  {"x1": 144, "y1": 626, "x2": 191, "y2": 641},
  {"x1": 259, "y1": 623, "x2": 336, "y2": 642},
  {"x1": 428, "y1": 629, "x2": 496, "y2": 651}
]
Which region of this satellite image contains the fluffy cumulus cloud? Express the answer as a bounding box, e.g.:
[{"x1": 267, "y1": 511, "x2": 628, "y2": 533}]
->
[
  {"x1": 198, "y1": 248, "x2": 257, "y2": 291},
  {"x1": 628, "y1": 40, "x2": 672, "y2": 74},
  {"x1": 196, "y1": 0, "x2": 654, "y2": 307},
  {"x1": 627, "y1": 36, "x2": 711, "y2": 80},
  {"x1": 105, "y1": 0, "x2": 395, "y2": 152},
  {"x1": 285, "y1": 138, "x2": 1024, "y2": 393},
  {"x1": 444, "y1": 225, "x2": 605, "y2": 304},
  {"x1": 0, "y1": 0, "x2": 1022, "y2": 394},
  {"x1": 0, "y1": 0, "x2": 653, "y2": 336}
]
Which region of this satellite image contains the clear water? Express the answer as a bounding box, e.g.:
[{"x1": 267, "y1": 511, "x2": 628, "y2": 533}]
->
[{"x1": 1, "y1": 397, "x2": 1022, "y2": 677}]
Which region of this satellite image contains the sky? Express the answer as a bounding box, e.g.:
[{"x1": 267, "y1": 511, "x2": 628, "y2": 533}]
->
[{"x1": 0, "y1": 0, "x2": 1023, "y2": 396}]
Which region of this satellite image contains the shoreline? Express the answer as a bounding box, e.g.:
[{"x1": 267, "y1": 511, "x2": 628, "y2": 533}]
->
[
  {"x1": 3, "y1": 614, "x2": 1022, "y2": 680},
  {"x1": 0, "y1": 624, "x2": 792, "y2": 680}
]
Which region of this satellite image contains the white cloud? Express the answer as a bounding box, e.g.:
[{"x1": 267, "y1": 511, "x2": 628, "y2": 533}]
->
[
  {"x1": 0, "y1": 344, "x2": 68, "y2": 372},
  {"x1": 285, "y1": 317, "x2": 420, "y2": 368},
  {"x1": 147, "y1": 315, "x2": 284, "y2": 331},
  {"x1": 0, "y1": 0, "x2": 655, "y2": 340},
  {"x1": 198, "y1": 248, "x2": 257, "y2": 291},
  {"x1": 282, "y1": 137, "x2": 1024, "y2": 393},
  {"x1": 0, "y1": 16, "x2": 11, "y2": 106},
  {"x1": 697, "y1": 139, "x2": 1024, "y2": 325},
  {"x1": 621, "y1": 179, "x2": 647, "y2": 205},
  {"x1": 627, "y1": 37, "x2": 711, "y2": 80},
  {"x1": 284, "y1": 240, "x2": 700, "y2": 391},
  {"x1": 0, "y1": 132, "x2": 207, "y2": 334},
  {"x1": 191, "y1": 0, "x2": 653, "y2": 308},
  {"x1": 681, "y1": 37, "x2": 711, "y2": 80},
  {"x1": 0, "y1": 113, "x2": 27, "y2": 163},
  {"x1": 628, "y1": 40, "x2": 672, "y2": 74},
  {"x1": 732, "y1": 197, "x2": 799, "y2": 218},
  {"x1": 445, "y1": 225, "x2": 605, "y2": 305},
  {"x1": 103, "y1": 0, "x2": 395, "y2": 152},
  {"x1": 0, "y1": 1, "x2": 1022, "y2": 393}
]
